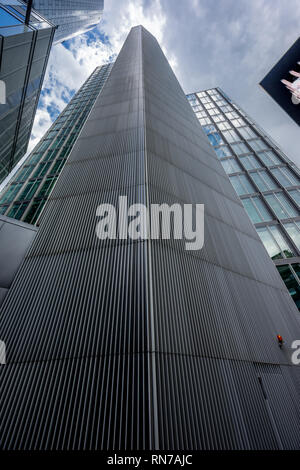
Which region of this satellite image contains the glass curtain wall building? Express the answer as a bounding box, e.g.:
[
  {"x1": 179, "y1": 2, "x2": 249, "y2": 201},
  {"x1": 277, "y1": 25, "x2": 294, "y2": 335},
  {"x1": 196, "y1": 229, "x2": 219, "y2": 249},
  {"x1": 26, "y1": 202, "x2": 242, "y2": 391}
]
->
[
  {"x1": 0, "y1": 0, "x2": 55, "y2": 183},
  {"x1": 0, "y1": 62, "x2": 113, "y2": 224},
  {"x1": 187, "y1": 88, "x2": 300, "y2": 310},
  {"x1": 31, "y1": 0, "x2": 104, "y2": 44}
]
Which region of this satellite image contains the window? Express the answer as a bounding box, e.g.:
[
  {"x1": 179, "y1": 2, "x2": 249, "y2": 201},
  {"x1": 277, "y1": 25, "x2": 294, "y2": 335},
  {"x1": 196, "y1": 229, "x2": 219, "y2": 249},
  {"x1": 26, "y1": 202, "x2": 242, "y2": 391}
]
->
[
  {"x1": 203, "y1": 102, "x2": 215, "y2": 110},
  {"x1": 37, "y1": 140, "x2": 52, "y2": 153},
  {"x1": 237, "y1": 126, "x2": 257, "y2": 140},
  {"x1": 49, "y1": 160, "x2": 65, "y2": 175},
  {"x1": 250, "y1": 170, "x2": 278, "y2": 191},
  {"x1": 202, "y1": 124, "x2": 217, "y2": 135},
  {"x1": 265, "y1": 193, "x2": 299, "y2": 219},
  {"x1": 257, "y1": 150, "x2": 281, "y2": 166},
  {"x1": 207, "y1": 108, "x2": 219, "y2": 116},
  {"x1": 18, "y1": 181, "x2": 41, "y2": 201},
  {"x1": 211, "y1": 114, "x2": 224, "y2": 123},
  {"x1": 242, "y1": 196, "x2": 273, "y2": 224},
  {"x1": 196, "y1": 92, "x2": 207, "y2": 99},
  {"x1": 207, "y1": 133, "x2": 224, "y2": 146},
  {"x1": 199, "y1": 117, "x2": 211, "y2": 126},
  {"x1": 240, "y1": 154, "x2": 262, "y2": 170},
  {"x1": 0, "y1": 205, "x2": 8, "y2": 215},
  {"x1": 215, "y1": 146, "x2": 232, "y2": 159},
  {"x1": 197, "y1": 110, "x2": 208, "y2": 118},
  {"x1": 32, "y1": 162, "x2": 52, "y2": 179},
  {"x1": 193, "y1": 105, "x2": 203, "y2": 112},
  {"x1": 288, "y1": 189, "x2": 300, "y2": 207},
  {"x1": 47, "y1": 130, "x2": 59, "y2": 139},
  {"x1": 283, "y1": 222, "x2": 300, "y2": 250},
  {"x1": 14, "y1": 165, "x2": 34, "y2": 182},
  {"x1": 231, "y1": 118, "x2": 246, "y2": 128},
  {"x1": 0, "y1": 183, "x2": 23, "y2": 204},
  {"x1": 37, "y1": 177, "x2": 56, "y2": 198},
  {"x1": 28, "y1": 152, "x2": 43, "y2": 165},
  {"x1": 225, "y1": 111, "x2": 239, "y2": 120},
  {"x1": 0, "y1": 7, "x2": 22, "y2": 26},
  {"x1": 222, "y1": 129, "x2": 240, "y2": 143},
  {"x1": 211, "y1": 95, "x2": 224, "y2": 103},
  {"x1": 200, "y1": 96, "x2": 211, "y2": 104},
  {"x1": 220, "y1": 105, "x2": 233, "y2": 113},
  {"x1": 270, "y1": 167, "x2": 299, "y2": 187},
  {"x1": 221, "y1": 158, "x2": 241, "y2": 174},
  {"x1": 248, "y1": 139, "x2": 269, "y2": 152},
  {"x1": 23, "y1": 199, "x2": 46, "y2": 225},
  {"x1": 217, "y1": 121, "x2": 232, "y2": 131},
  {"x1": 257, "y1": 226, "x2": 294, "y2": 259},
  {"x1": 231, "y1": 142, "x2": 249, "y2": 156},
  {"x1": 229, "y1": 174, "x2": 255, "y2": 195},
  {"x1": 7, "y1": 202, "x2": 29, "y2": 220}
]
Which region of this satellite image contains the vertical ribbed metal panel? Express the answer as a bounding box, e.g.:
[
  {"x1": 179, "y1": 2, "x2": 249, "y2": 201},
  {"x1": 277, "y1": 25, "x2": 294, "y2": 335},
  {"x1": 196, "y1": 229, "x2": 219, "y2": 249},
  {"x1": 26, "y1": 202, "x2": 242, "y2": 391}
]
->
[{"x1": 0, "y1": 26, "x2": 300, "y2": 450}]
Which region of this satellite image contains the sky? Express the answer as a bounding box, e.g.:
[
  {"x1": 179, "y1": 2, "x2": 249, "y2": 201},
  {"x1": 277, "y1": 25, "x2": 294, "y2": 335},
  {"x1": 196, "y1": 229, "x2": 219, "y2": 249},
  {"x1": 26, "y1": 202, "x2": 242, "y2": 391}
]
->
[{"x1": 30, "y1": 0, "x2": 300, "y2": 167}]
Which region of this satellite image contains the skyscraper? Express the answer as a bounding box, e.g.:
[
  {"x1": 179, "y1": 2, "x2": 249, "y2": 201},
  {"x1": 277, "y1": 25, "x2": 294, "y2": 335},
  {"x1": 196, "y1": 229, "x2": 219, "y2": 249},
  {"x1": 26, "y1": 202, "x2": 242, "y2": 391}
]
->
[
  {"x1": 187, "y1": 88, "x2": 300, "y2": 309},
  {"x1": 1, "y1": 26, "x2": 300, "y2": 450},
  {"x1": 0, "y1": 1, "x2": 55, "y2": 184},
  {"x1": 32, "y1": 0, "x2": 104, "y2": 44},
  {"x1": 0, "y1": 63, "x2": 113, "y2": 224}
]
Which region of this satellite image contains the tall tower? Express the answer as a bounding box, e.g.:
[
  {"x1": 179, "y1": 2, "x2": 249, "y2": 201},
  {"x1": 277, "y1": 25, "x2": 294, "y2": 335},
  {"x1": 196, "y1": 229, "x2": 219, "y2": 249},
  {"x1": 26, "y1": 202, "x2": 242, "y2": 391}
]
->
[
  {"x1": 0, "y1": 1, "x2": 55, "y2": 184},
  {"x1": 187, "y1": 89, "x2": 300, "y2": 309},
  {"x1": 0, "y1": 63, "x2": 113, "y2": 224},
  {"x1": 1, "y1": 26, "x2": 300, "y2": 450},
  {"x1": 32, "y1": 0, "x2": 104, "y2": 44}
]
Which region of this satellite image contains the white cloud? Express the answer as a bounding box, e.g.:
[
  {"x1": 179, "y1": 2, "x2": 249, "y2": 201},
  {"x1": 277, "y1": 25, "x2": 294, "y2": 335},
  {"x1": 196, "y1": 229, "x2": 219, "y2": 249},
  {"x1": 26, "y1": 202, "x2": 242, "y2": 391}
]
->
[{"x1": 30, "y1": 0, "x2": 171, "y2": 153}]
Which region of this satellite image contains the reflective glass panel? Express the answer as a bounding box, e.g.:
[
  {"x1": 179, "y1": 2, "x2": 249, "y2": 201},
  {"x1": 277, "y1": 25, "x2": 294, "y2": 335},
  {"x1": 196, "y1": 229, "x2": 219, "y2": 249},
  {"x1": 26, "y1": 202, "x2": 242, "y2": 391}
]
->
[
  {"x1": 277, "y1": 265, "x2": 300, "y2": 310},
  {"x1": 215, "y1": 146, "x2": 232, "y2": 159},
  {"x1": 283, "y1": 222, "x2": 300, "y2": 250},
  {"x1": 207, "y1": 133, "x2": 224, "y2": 146},
  {"x1": 231, "y1": 142, "x2": 249, "y2": 155}
]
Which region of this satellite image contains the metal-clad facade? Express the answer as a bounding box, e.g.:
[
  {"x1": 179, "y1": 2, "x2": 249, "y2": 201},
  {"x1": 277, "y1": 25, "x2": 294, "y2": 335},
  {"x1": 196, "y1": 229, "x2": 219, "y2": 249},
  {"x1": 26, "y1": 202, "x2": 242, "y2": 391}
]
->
[{"x1": 0, "y1": 26, "x2": 300, "y2": 450}]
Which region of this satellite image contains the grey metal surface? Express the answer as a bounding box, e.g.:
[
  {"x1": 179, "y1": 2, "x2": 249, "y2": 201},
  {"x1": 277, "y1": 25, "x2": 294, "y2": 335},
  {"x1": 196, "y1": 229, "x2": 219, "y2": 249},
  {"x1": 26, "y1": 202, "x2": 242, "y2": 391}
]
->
[
  {"x1": 0, "y1": 215, "x2": 37, "y2": 307},
  {"x1": 0, "y1": 26, "x2": 300, "y2": 450}
]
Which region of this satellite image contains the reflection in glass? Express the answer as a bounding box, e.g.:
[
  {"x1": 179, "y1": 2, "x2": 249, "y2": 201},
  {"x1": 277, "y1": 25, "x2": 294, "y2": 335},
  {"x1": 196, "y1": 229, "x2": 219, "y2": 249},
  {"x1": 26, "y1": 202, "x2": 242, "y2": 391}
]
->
[
  {"x1": 242, "y1": 196, "x2": 273, "y2": 224},
  {"x1": 207, "y1": 132, "x2": 224, "y2": 146},
  {"x1": 277, "y1": 265, "x2": 300, "y2": 310},
  {"x1": 283, "y1": 222, "x2": 300, "y2": 250}
]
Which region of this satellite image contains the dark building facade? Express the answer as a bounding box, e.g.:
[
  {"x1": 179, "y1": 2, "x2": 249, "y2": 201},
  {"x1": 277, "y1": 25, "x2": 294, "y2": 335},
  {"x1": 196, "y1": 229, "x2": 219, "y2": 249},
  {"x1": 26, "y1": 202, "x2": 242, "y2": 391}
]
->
[
  {"x1": 0, "y1": 63, "x2": 113, "y2": 224},
  {"x1": 32, "y1": 0, "x2": 104, "y2": 44},
  {"x1": 1, "y1": 26, "x2": 300, "y2": 450},
  {"x1": 0, "y1": 1, "x2": 55, "y2": 183},
  {"x1": 187, "y1": 88, "x2": 300, "y2": 309}
]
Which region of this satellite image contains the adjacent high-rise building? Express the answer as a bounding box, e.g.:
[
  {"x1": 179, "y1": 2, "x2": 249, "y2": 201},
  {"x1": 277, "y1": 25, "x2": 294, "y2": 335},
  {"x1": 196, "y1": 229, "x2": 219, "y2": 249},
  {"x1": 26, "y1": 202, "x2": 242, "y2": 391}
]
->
[
  {"x1": 0, "y1": 63, "x2": 113, "y2": 224},
  {"x1": 187, "y1": 89, "x2": 300, "y2": 309},
  {"x1": 32, "y1": 0, "x2": 104, "y2": 44},
  {"x1": 0, "y1": 1, "x2": 55, "y2": 184},
  {"x1": 1, "y1": 26, "x2": 300, "y2": 450}
]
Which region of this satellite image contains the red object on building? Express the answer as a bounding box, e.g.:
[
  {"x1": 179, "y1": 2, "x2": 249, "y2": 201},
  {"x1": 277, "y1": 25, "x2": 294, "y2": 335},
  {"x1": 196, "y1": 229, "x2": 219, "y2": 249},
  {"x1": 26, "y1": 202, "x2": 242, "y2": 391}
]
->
[{"x1": 277, "y1": 335, "x2": 284, "y2": 347}]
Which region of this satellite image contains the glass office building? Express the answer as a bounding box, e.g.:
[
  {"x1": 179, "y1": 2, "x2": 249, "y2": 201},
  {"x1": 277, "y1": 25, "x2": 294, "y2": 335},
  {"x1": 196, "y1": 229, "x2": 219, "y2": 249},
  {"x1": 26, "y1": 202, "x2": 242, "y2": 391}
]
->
[
  {"x1": 0, "y1": 62, "x2": 113, "y2": 224},
  {"x1": 32, "y1": 0, "x2": 104, "y2": 44},
  {"x1": 187, "y1": 88, "x2": 300, "y2": 309},
  {"x1": 0, "y1": 0, "x2": 55, "y2": 184}
]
